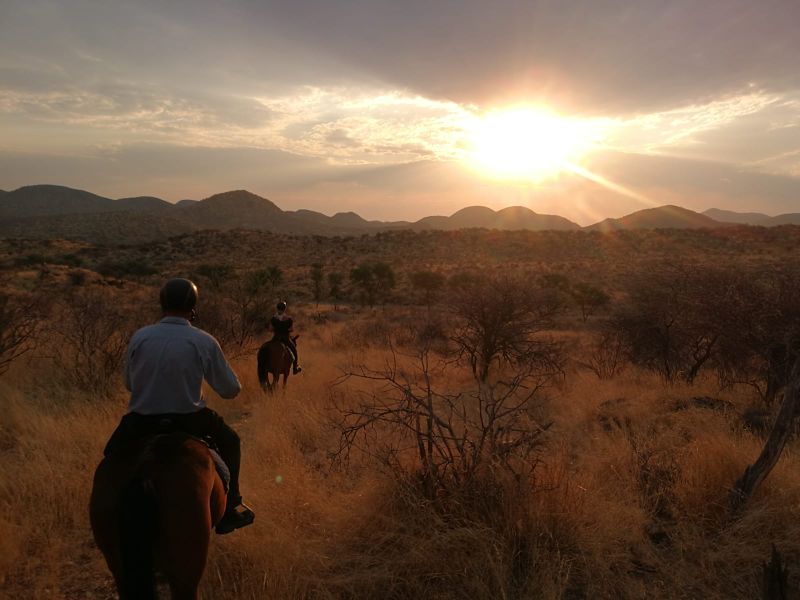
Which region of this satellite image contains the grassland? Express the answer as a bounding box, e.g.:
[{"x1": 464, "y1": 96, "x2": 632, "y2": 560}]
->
[{"x1": 1, "y1": 227, "x2": 800, "y2": 599}]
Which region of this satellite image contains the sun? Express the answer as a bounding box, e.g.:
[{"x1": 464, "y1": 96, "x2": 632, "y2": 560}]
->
[{"x1": 465, "y1": 107, "x2": 599, "y2": 181}]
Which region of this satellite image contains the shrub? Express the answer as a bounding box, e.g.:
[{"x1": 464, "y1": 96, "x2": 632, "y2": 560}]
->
[
  {"x1": 0, "y1": 287, "x2": 42, "y2": 376},
  {"x1": 47, "y1": 287, "x2": 145, "y2": 395}
]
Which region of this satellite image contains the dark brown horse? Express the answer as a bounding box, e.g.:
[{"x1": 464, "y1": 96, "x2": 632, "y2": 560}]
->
[
  {"x1": 257, "y1": 336, "x2": 296, "y2": 393},
  {"x1": 89, "y1": 433, "x2": 227, "y2": 600}
]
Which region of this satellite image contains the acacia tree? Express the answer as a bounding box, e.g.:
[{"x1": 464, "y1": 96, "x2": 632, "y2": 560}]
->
[{"x1": 570, "y1": 281, "x2": 610, "y2": 322}]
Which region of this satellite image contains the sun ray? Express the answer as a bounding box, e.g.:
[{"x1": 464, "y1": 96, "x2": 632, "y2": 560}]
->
[{"x1": 564, "y1": 162, "x2": 655, "y2": 207}]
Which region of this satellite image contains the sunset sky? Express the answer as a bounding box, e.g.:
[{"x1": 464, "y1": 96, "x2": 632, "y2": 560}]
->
[{"x1": 1, "y1": 0, "x2": 799, "y2": 224}]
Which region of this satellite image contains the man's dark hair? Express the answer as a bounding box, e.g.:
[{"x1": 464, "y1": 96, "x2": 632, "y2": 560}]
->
[
  {"x1": 276, "y1": 301, "x2": 287, "y2": 311},
  {"x1": 160, "y1": 278, "x2": 199, "y2": 312}
]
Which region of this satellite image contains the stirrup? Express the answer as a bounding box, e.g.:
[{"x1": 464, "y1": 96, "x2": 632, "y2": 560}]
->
[
  {"x1": 215, "y1": 502, "x2": 255, "y2": 535},
  {"x1": 293, "y1": 366, "x2": 302, "y2": 374}
]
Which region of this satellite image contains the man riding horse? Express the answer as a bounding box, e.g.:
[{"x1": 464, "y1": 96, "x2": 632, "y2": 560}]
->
[
  {"x1": 270, "y1": 301, "x2": 302, "y2": 374},
  {"x1": 103, "y1": 278, "x2": 255, "y2": 534}
]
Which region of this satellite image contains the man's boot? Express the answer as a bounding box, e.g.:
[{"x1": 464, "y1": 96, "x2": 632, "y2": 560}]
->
[{"x1": 216, "y1": 494, "x2": 255, "y2": 535}]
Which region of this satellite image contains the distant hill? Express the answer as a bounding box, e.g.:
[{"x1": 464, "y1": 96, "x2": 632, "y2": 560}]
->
[
  {"x1": 1, "y1": 184, "x2": 790, "y2": 244},
  {"x1": 703, "y1": 207, "x2": 800, "y2": 226},
  {"x1": 331, "y1": 211, "x2": 409, "y2": 229},
  {"x1": 764, "y1": 213, "x2": 800, "y2": 225},
  {"x1": 116, "y1": 196, "x2": 175, "y2": 212},
  {"x1": 176, "y1": 190, "x2": 285, "y2": 231},
  {"x1": 587, "y1": 205, "x2": 728, "y2": 231},
  {"x1": 703, "y1": 208, "x2": 770, "y2": 225},
  {"x1": 415, "y1": 205, "x2": 579, "y2": 231},
  {"x1": 0, "y1": 211, "x2": 193, "y2": 244},
  {"x1": 0, "y1": 185, "x2": 121, "y2": 219}
]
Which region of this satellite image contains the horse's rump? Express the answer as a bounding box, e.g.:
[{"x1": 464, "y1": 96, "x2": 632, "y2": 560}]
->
[
  {"x1": 257, "y1": 339, "x2": 293, "y2": 386},
  {"x1": 90, "y1": 432, "x2": 227, "y2": 598}
]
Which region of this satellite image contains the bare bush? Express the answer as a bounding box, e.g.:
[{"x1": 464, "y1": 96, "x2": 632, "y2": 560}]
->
[
  {"x1": 0, "y1": 287, "x2": 42, "y2": 376},
  {"x1": 612, "y1": 263, "x2": 729, "y2": 384},
  {"x1": 449, "y1": 275, "x2": 564, "y2": 384},
  {"x1": 578, "y1": 329, "x2": 628, "y2": 379},
  {"x1": 712, "y1": 267, "x2": 800, "y2": 404},
  {"x1": 47, "y1": 287, "x2": 146, "y2": 395},
  {"x1": 335, "y1": 276, "x2": 563, "y2": 501},
  {"x1": 194, "y1": 268, "x2": 281, "y2": 355},
  {"x1": 335, "y1": 342, "x2": 552, "y2": 500}
]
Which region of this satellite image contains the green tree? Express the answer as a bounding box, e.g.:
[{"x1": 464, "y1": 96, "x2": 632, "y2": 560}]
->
[
  {"x1": 195, "y1": 264, "x2": 235, "y2": 290},
  {"x1": 350, "y1": 262, "x2": 395, "y2": 307},
  {"x1": 372, "y1": 262, "x2": 395, "y2": 305},
  {"x1": 265, "y1": 265, "x2": 283, "y2": 289},
  {"x1": 350, "y1": 264, "x2": 378, "y2": 307},
  {"x1": 328, "y1": 272, "x2": 344, "y2": 310},
  {"x1": 410, "y1": 270, "x2": 445, "y2": 309},
  {"x1": 310, "y1": 263, "x2": 324, "y2": 307}
]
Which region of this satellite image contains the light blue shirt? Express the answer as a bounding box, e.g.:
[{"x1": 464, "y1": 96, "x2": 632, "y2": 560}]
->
[{"x1": 125, "y1": 317, "x2": 241, "y2": 415}]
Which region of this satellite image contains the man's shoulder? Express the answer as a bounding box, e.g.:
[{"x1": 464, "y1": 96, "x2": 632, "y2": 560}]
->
[
  {"x1": 130, "y1": 323, "x2": 159, "y2": 341},
  {"x1": 131, "y1": 322, "x2": 220, "y2": 344},
  {"x1": 183, "y1": 324, "x2": 221, "y2": 345}
]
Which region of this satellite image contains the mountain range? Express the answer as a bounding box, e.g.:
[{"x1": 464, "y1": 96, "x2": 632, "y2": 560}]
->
[{"x1": 0, "y1": 184, "x2": 797, "y2": 244}]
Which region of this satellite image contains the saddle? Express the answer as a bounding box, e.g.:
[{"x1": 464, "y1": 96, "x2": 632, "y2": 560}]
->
[
  {"x1": 107, "y1": 423, "x2": 230, "y2": 492},
  {"x1": 272, "y1": 335, "x2": 298, "y2": 362},
  {"x1": 280, "y1": 342, "x2": 296, "y2": 363}
]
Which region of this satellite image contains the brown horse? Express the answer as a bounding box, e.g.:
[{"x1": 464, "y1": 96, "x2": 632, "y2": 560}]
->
[
  {"x1": 89, "y1": 432, "x2": 226, "y2": 600},
  {"x1": 257, "y1": 336, "x2": 296, "y2": 393}
]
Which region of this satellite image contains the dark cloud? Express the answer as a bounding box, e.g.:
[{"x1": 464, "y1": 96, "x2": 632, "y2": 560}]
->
[
  {"x1": 5, "y1": 0, "x2": 799, "y2": 115},
  {"x1": 246, "y1": 0, "x2": 800, "y2": 115},
  {"x1": 325, "y1": 129, "x2": 357, "y2": 147}
]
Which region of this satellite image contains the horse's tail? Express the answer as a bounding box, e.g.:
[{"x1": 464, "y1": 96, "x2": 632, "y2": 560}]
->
[{"x1": 118, "y1": 477, "x2": 158, "y2": 600}]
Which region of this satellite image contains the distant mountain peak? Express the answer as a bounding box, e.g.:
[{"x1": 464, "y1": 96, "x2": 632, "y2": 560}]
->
[
  {"x1": 587, "y1": 204, "x2": 728, "y2": 231},
  {"x1": 200, "y1": 189, "x2": 281, "y2": 210}
]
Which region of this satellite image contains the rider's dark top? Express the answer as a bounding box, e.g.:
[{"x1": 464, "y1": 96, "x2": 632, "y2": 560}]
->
[{"x1": 270, "y1": 315, "x2": 293, "y2": 339}]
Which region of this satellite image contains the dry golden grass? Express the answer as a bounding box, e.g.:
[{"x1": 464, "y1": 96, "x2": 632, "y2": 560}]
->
[{"x1": 2, "y1": 310, "x2": 800, "y2": 599}]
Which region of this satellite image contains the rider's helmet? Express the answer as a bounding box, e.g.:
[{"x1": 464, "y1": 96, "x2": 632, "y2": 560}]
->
[
  {"x1": 276, "y1": 301, "x2": 287, "y2": 312},
  {"x1": 160, "y1": 278, "x2": 199, "y2": 312}
]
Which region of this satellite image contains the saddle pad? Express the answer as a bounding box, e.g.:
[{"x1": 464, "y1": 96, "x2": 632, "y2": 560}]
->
[
  {"x1": 283, "y1": 343, "x2": 296, "y2": 363},
  {"x1": 208, "y1": 448, "x2": 230, "y2": 493}
]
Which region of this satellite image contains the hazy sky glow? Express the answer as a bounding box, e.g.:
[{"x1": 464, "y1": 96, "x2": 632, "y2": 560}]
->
[{"x1": 1, "y1": 0, "x2": 799, "y2": 223}]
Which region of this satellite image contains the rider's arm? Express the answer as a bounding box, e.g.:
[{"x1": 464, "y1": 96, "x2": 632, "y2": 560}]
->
[{"x1": 204, "y1": 337, "x2": 241, "y2": 399}]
